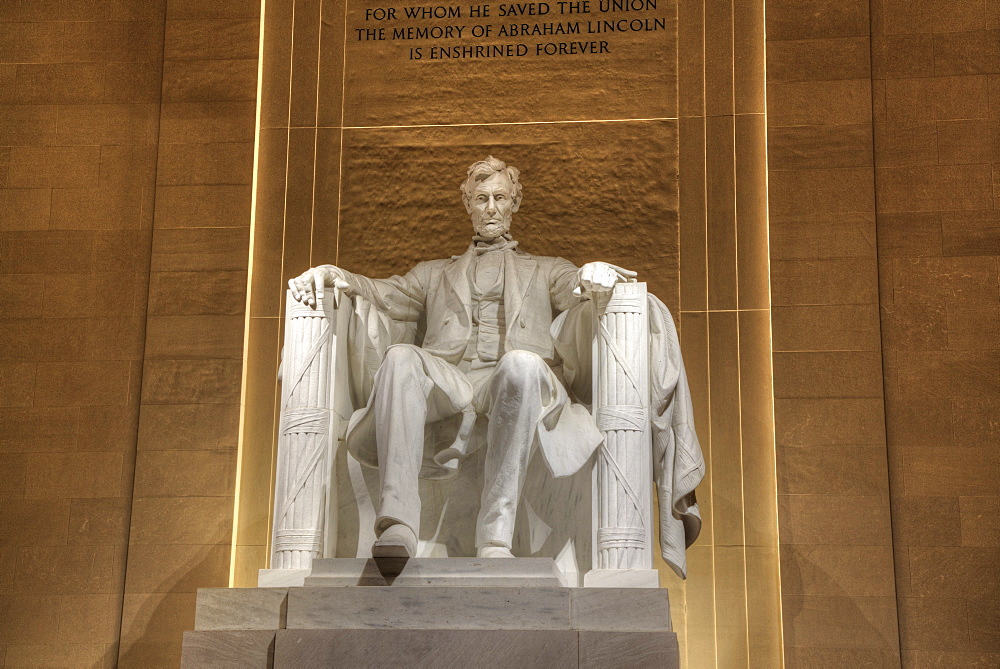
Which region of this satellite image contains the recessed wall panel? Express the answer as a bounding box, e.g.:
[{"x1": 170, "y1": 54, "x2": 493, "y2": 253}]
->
[
  {"x1": 235, "y1": 3, "x2": 782, "y2": 668},
  {"x1": 335, "y1": 121, "x2": 679, "y2": 308}
]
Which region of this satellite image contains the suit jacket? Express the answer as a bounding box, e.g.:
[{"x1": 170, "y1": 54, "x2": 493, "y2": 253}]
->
[
  {"x1": 346, "y1": 245, "x2": 586, "y2": 366},
  {"x1": 340, "y1": 244, "x2": 602, "y2": 485}
]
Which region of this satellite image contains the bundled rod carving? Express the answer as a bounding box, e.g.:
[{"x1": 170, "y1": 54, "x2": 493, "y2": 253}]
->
[
  {"x1": 270, "y1": 291, "x2": 338, "y2": 570},
  {"x1": 592, "y1": 282, "x2": 652, "y2": 570}
]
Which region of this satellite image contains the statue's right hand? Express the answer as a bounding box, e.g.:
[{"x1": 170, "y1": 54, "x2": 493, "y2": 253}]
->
[{"x1": 289, "y1": 265, "x2": 352, "y2": 308}]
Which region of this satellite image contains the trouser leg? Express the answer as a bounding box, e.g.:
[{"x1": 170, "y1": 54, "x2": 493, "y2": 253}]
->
[
  {"x1": 373, "y1": 345, "x2": 433, "y2": 538},
  {"x1": 476, "y1": 350, "x2": 551, "y2": 549}
]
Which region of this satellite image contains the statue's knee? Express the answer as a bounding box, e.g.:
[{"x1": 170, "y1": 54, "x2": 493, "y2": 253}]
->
[
  {"x1": 493, "y1": 350, "x2": 546, "y2": 390},
  {"x1": 383, "y1": 345, "x2": 422, "y2": 369},
  {"x1": 376, "y1": 345, "x2": 426, "y2": 389}
]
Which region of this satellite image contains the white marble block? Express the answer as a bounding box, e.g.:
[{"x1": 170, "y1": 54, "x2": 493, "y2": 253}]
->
[
  {"x1": 304, "y1": 557, "x2": 564, "y2": 587},
  {"x1": 582, "y1": 567, "x2": 660, "y2": 589},
  {"x1": 569, "y1": 587, "x2": 671, "y2": 632},
  {"x1": 180, "y1": 630, "x2": 275, "y2": 668},
  {"x1": 579, "y1": 630, "x2": 679, "y2": 668},
  {"x1": 286, "y1": 585, "x2": 572, "y2": 631},
  {"x1": 194, "y1": 587, "x2": 288, "y2": 631},
  {"x1": 257, "y1": 568, "x2": 309, "y2": 588},
  {"x1": 274, "y1": 629, "x2": 581, "y2": 668},
  {"x1": 183, "y1": 560, "x2": 680, "y2": 669}
]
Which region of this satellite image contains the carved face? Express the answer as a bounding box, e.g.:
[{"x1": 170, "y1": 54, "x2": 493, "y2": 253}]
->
[{"x1": 467, "y1": 171, "x2": 516, "y2": 240}]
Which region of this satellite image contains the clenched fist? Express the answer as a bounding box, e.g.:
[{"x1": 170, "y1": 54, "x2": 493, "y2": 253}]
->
[{"x1": 576, "y1": 262, "x2": 637, "y2": 296}]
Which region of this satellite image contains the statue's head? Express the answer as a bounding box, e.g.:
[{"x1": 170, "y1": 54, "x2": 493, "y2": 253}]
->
[{"x1": 460, "y1": 156, "x2": 522, "y2": 240}]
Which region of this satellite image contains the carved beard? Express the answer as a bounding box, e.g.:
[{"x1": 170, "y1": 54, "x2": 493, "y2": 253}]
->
[{"x1": 473, "y1": 211, "x2": 512, "y2": 240}]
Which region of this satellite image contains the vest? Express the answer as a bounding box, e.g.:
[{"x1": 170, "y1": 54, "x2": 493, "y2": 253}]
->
[{"x1": 461, "y1": 249, "x2": 508, "y2": 369}]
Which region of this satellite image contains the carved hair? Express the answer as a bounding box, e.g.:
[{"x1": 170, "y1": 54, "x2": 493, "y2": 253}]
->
[{"x1": 460, "y1": 156, "x2": 522, "y2": 212}]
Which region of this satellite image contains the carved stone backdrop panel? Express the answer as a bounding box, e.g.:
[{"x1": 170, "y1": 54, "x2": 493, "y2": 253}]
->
[{"x1": 334, "y1": 121, "x2": 680, "y2": 312}]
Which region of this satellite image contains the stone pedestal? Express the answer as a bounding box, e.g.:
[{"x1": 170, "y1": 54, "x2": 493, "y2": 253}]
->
[
  {"x1": 182, "y1": 559, "x2": 679, "y2": 668},
  {"x1": 305, "y1": 556, "x2": 565, "y2": 587}
]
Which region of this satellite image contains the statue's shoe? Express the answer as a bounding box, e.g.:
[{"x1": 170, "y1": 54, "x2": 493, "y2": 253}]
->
[
  {"x1": 477, "y1": 545, "x2": 515, "y2": 558},
  {"x1": 372, "y1": 524, "x2": 417, "y2": 559}
]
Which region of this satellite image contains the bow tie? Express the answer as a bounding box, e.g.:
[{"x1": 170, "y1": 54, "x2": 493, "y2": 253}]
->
[{"x1": 473, "y1": 234, "x2": 519, "y2": 255}]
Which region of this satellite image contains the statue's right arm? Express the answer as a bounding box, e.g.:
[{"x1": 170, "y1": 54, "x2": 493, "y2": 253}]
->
[{"x1": 289, "y1": 264, "x2": 426, "y2": 322}]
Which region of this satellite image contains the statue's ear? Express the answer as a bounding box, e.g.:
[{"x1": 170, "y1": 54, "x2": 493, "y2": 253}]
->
[
  {"x1": 462, "y1": 193, "x2": 474, "y2": 214},
  {"x1": 510, "y1": 191, "x2": 522, "y2": 213}
]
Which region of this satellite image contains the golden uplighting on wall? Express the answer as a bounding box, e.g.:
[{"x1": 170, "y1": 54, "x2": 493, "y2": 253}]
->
[{"x1": 230, "y1": 1, "x2": 783, "y2": 666}]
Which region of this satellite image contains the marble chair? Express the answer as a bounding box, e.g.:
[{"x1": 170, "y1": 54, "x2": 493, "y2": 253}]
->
[{"x1": 265, "y1": 281, "x2": 660, "y2": 588}]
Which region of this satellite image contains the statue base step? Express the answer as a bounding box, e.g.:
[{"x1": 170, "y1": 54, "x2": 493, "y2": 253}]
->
[
  {"x1": 305, "y1": 557, "x2": 565, "y2": 587},
  {"x1": 583, "y1": 568, "x2": 660, "y2": 588},
  {"x1": 257, "y1": 568, "x2": 310, "y2": 588},
  {"x1": 182, "y1": 628, "x2": 678, "y2": 668},
  {"x1": 183, "y1": 559, "x2": 678, "y2": 668}
]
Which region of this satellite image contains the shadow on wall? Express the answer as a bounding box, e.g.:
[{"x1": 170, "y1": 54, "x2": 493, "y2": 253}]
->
[
  {"x1": 117, "y1": 545, "x2": 228, "y2": 668},
  {"x1": 780, "y1": 551, "x2": 900, "y2": 654}
]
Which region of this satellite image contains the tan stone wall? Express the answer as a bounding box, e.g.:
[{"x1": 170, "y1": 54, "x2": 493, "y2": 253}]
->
[
  {"x1": 870, "y1": 0, "x2": 1000, "y2": 665},
  {"x1": 0, "y1": 2, "x2": 167, "y2": 666},
  {"x1": 0, "y1": 0, "x2": 996, "y2": 666},
  {"x1": 119, "y1": 1, "x2": 260, "y2": 667},
  {"x1": 0, "y1": 1, "x2": 258, "y2": 667},
  {"x1": 764, "y1": 0, "x2": 901, "y2": 664},
  {"x1": 766, "y1": 0, "x2": 1000, "y2": 666}
]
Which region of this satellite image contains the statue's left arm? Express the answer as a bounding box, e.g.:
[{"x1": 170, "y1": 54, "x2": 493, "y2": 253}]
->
[
  {"x1": 548, "y1": 259, "x2": 638, "y2": 403},
  {"x1": 548, "y1": 258, "x2": 587, "y2": 312},
  {"x1": 547, "y1": 259, "x2": 638, "y2": 311}
]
